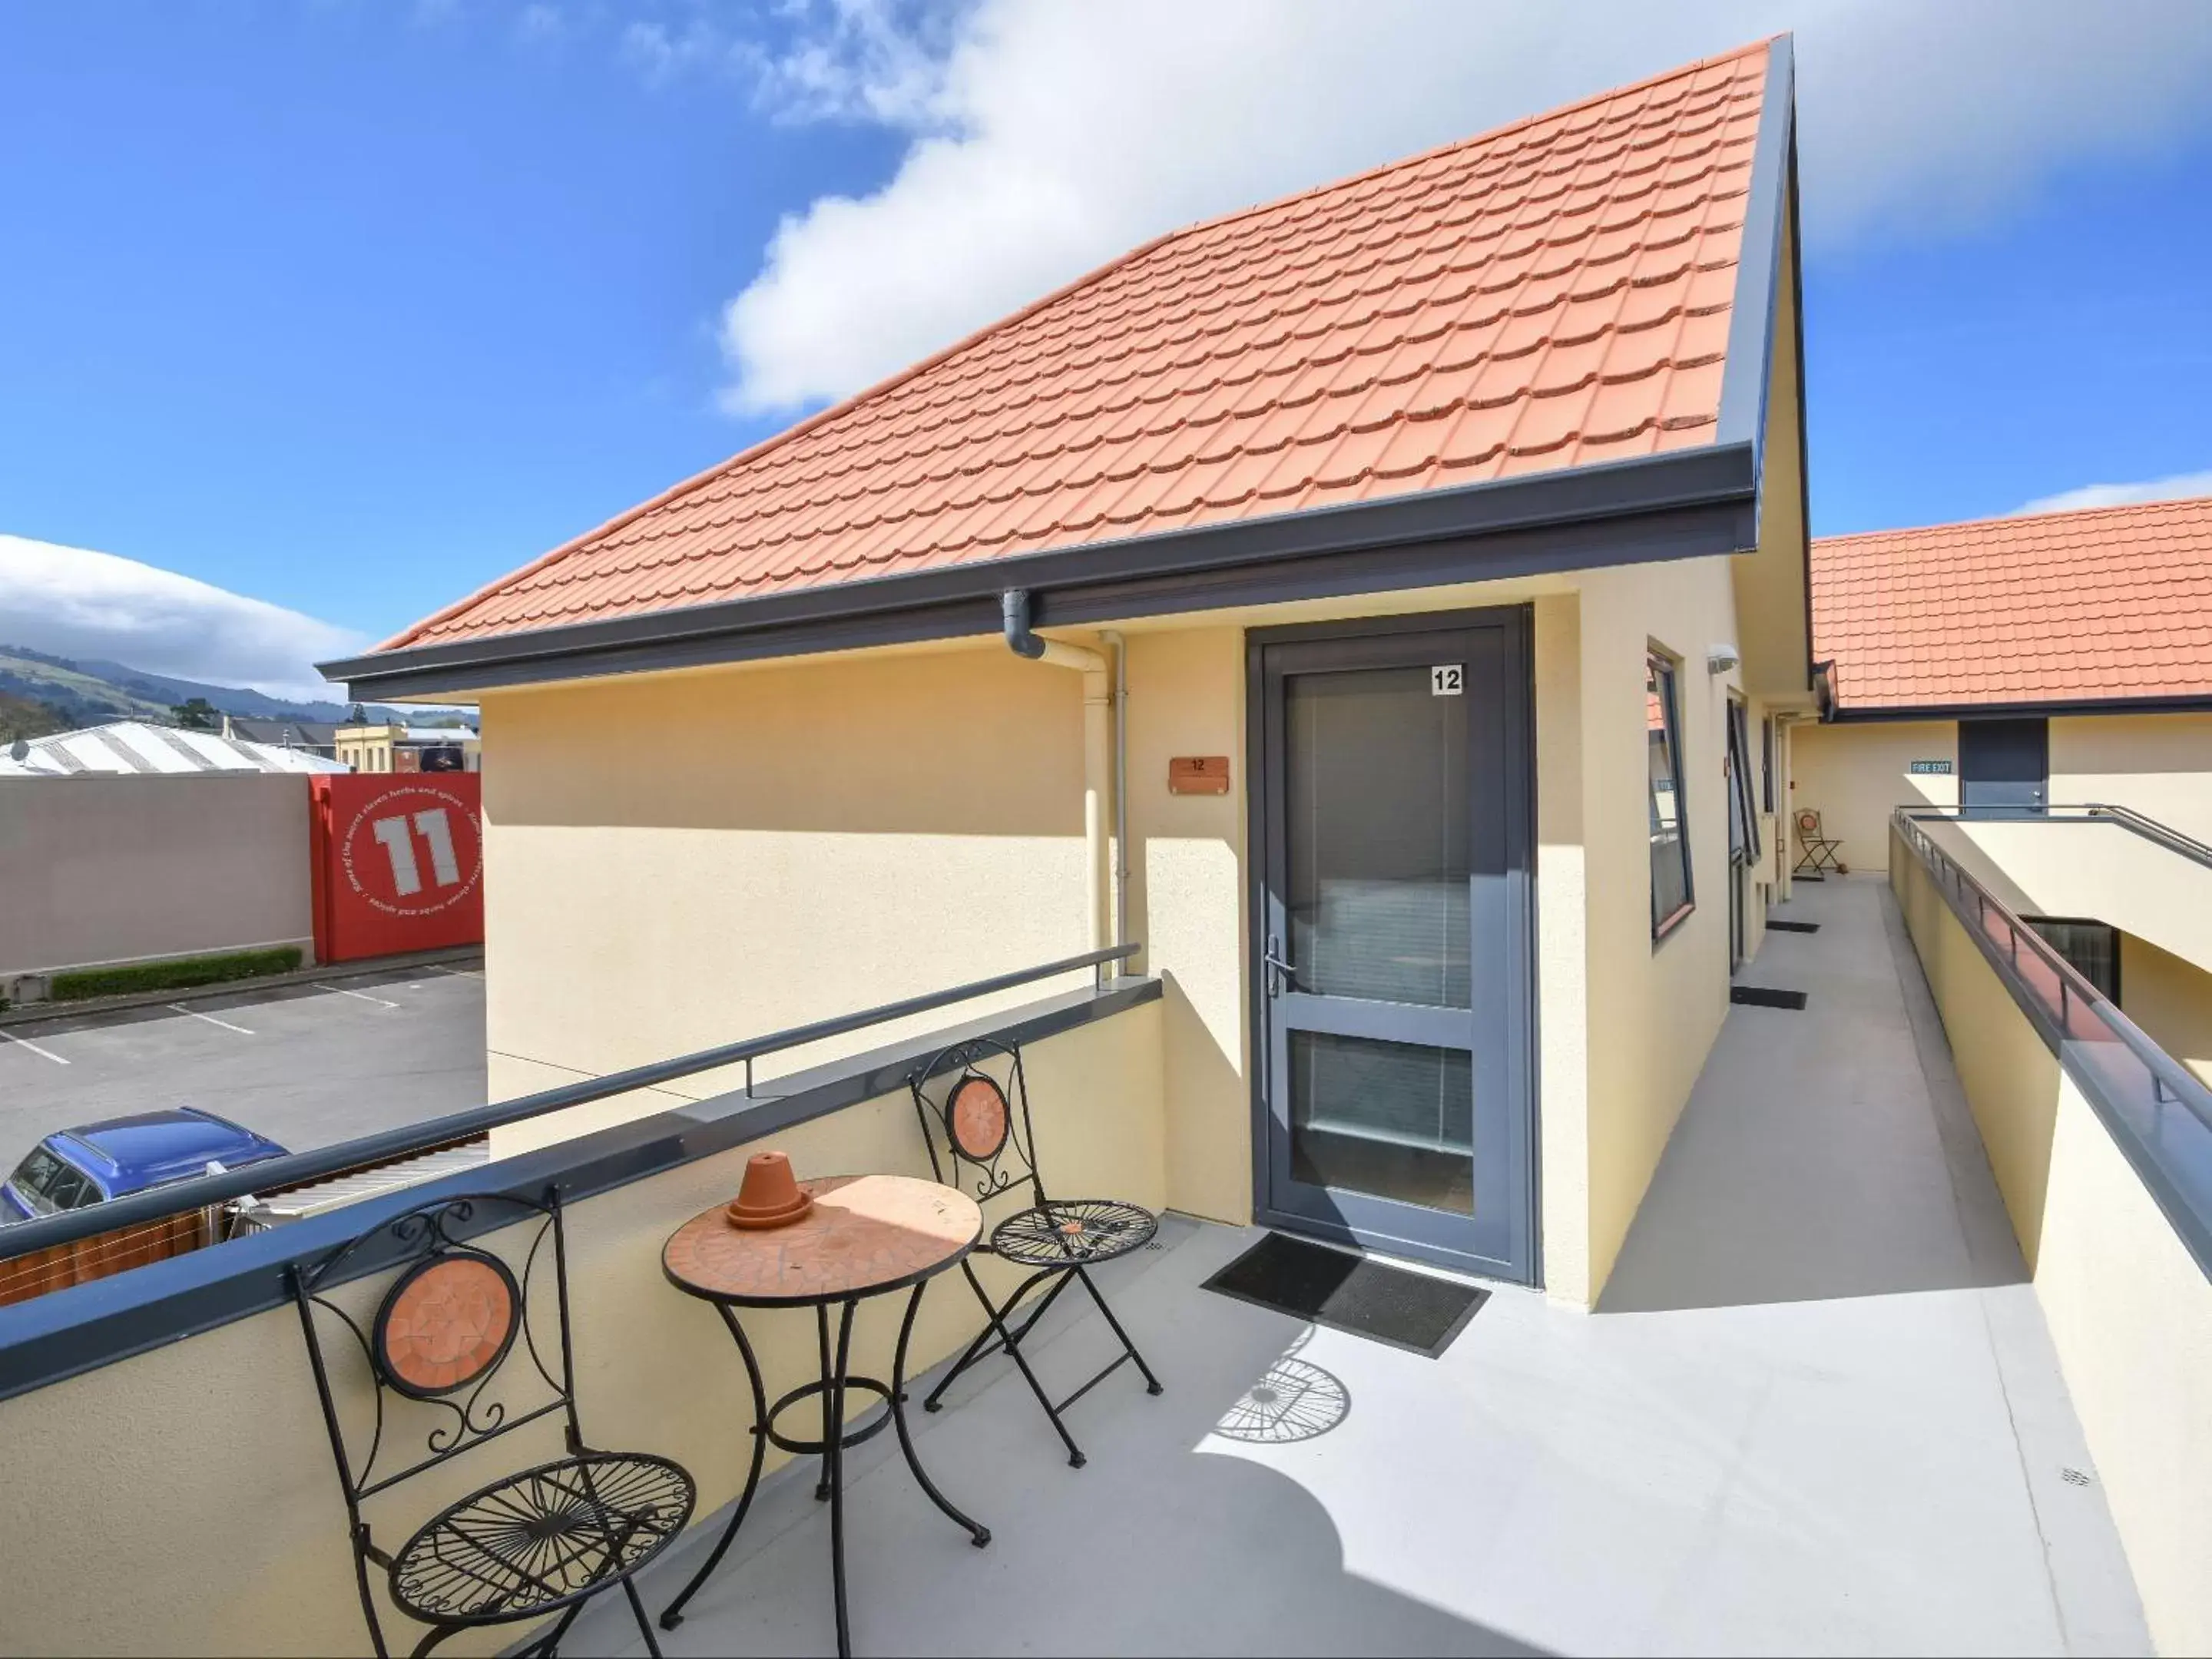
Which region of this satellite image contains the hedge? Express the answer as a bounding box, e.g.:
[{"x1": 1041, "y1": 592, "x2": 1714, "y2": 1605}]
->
[{"x1": 49, "y1": 946, "x2": 306, "y2": 1002}]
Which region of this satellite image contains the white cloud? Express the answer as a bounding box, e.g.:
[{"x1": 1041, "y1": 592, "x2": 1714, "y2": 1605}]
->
[
  {"x1": 2014, "y1": 469, "x2": 2212, "y2": 516},
  {"x1": 713, "y1": 0, "x2": 2212, "y2": 413},
  {"x1": 0, "y1": 535, "x2": 368, "y2": 704}
]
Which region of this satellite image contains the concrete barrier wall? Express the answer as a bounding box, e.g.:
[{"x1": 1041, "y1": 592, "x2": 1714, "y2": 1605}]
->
[
  {"x1": 0, "y1": 1002, "x2": 1164, "y2": 1657},
  {"x1": 1894, "y1": 848, "x2": 2212, "y2": 1655},
  {"x1": 0, "y1": 774, "x2": 314, "y2": 981}
]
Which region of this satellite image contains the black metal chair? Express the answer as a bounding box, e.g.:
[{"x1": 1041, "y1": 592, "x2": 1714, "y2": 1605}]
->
[
  {"x1": 291, "y1": 1190, "x2": 696, "y2": 1659},
  {"x1": 908, "y1": 1035, "x2": 1161, "y2": 1467}
]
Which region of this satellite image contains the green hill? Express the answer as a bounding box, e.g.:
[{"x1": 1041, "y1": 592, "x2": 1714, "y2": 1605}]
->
[
  {"x1": 0, "y1": 649, "x2": 171, "y2": 724},
  {"x1": 0, "y1": 688, "x2": 73, "y2": 742},
  {"x1": 0, "y1": 646, "x2": 429, "y2": 730}
]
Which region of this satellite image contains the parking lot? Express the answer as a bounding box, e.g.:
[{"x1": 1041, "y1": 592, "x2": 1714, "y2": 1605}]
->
[{"x1": 0, "y1": 963, "x2": 487, "y2": 1171}]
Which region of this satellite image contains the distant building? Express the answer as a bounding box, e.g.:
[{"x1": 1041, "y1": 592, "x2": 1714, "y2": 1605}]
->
[
  {"x1": 334, "y1": 709, "x2": 479, "y2": 773},
  {"x1": 220, "y1": 715, "x2": 339, "y2": 759},
  {"x1": 0, "y1": 720, "x2": 349, "y2": 777}
]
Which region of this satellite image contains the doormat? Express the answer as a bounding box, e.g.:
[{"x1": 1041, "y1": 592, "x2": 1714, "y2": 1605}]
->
[
  {"x1": 1731, "y1": 985, "x2": 1810, "y2": 1009},
  {"x1": 1200, "y1": 1232, "x2": 1487, "y2": 1359},
  {"x1": 1767, "y1": 919, "x2": 1821, "y2": 934}
]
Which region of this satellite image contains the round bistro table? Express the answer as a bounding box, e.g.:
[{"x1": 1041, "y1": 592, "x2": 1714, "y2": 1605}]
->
[{"x1": 658, "y1": 1174, "x2": 990, "y2": 1657}]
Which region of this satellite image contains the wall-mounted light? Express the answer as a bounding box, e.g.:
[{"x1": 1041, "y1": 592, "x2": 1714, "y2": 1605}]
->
[{"x1": 1706, "y1": 644, "x2": 1741, "y2": 675}]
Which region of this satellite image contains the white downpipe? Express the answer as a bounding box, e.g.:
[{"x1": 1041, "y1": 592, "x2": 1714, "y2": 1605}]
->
[{"x1": 1004, "y1": 591, "x2": 1118, "y2": 962}]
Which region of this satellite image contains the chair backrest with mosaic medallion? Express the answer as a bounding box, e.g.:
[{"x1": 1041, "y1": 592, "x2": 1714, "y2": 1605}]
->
[
  {"x1": 290, "y1": 1189, "x2": 584, "y2": 1515},
  {"x1": 909, "y1": 1037, "x2": 1051, "y2": 1214}
]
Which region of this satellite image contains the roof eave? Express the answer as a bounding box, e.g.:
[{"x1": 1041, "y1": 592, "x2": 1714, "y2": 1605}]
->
[
  {"x1": 325, "y1": 439, "x2": 1760, "y2": 700},
  {"x1": 1714, "y1": 32, "x2": 1793, "y2": 469}
]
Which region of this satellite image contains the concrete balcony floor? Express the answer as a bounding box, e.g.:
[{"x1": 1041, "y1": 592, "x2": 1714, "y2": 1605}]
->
[{"x1": 568, "y1": 880, "x2": 2149, "y2": 1657}]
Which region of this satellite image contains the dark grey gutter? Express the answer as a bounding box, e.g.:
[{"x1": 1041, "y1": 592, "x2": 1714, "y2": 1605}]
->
[
  {"x1": 323, "y1": 442, "x2": 1762, "y2": 700},
  {"x1": 0, "y1": 975, "x2": 1161, "y2": 1402},
  {"x1": 1828, "y1": 692, "x2": 2212, "y2": 724},
  {"x1": 1892, "y1": 809, "x2": 2212, "y2": 1280}
]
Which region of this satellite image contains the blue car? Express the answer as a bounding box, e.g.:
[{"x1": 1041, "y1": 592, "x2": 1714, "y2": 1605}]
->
[{"x1": 0, "y1": 1108, "x2": 290, "y2": 1226}]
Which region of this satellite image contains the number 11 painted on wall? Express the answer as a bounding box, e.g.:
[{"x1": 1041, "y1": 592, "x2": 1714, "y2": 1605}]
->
[{"x1": 370, "y1": 809, "x2": 463, "y2": 897}]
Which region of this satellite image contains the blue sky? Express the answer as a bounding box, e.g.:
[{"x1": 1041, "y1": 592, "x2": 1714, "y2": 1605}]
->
[{"x1": 1, "y1": 2, "x2": 2208, "y2": 691}]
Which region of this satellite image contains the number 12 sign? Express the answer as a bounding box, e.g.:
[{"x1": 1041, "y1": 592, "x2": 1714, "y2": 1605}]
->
[{"x1": 310, "y1": 775, "x2": 485, "y2": 962}]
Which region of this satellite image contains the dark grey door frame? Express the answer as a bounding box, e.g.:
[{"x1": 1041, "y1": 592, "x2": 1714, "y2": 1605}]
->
[
  {"x1": 1243, "y1": 603, "x2": 1539, "y2": 1286},
  {"x1": 1959, "y1": 717, "x2": 2048, "y2": 816}
]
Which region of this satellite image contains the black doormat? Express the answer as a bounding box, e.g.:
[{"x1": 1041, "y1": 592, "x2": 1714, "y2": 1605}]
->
[
  {"x1": 1731, "y1": 985, "x2": 1810, "y2": 1009},
  {"x1": 1200, "y1": 1232, "x2": 1487, "y2": 1358},
  {"x1": 1767, "y1": 919, "x2": 1821, "y2": 934}
]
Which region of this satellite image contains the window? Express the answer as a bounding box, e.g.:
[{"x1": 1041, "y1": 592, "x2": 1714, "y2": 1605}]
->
[
  {"x1": 2024, "y1": 917, "x2": 2121, "y2": 1002},
  {"x1": 1646, "y1": 651, "x2": 1694, "y2": 939},
  {"x1": 1727, "y1": 699, "x2": 1760, "y2": 866},
  {"x1": 7, "y1": 1147, "x2": 65, "y2": 1216},
  {"x1": 6, "y1": 1146, "x2": 96, "y2": 1214},
  {"x1": 1760, "y1": 716, "x2": 1776, "y2": 814},
  {"x1": 46, "y1": 1163, "x2": 95, "y2": 1210}
]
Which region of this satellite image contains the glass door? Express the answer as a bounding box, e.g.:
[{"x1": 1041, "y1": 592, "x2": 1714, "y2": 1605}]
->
[{"x1": 1251, "y1": 609, "x2": 1535, "y2": 1282}]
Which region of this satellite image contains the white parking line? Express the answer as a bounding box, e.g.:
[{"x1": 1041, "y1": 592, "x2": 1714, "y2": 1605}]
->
[
  {"x1": 167, "y1": 1004, "x2": 255, "y2": 1035},
  {"x1": 0, "y1": 1030, "x2": 70, "y2": 1065},
  {"x1": 427, "y1": 963, "x2": 484, "y2": 979},
  {"x1": 317, "y1": 982, "x2": 399, "y2": 1008}
]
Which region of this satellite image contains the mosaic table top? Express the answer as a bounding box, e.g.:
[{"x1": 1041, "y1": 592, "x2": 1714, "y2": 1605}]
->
[{"x1": 664, "y1": 1174, "x2": 982, "y2": 1306}]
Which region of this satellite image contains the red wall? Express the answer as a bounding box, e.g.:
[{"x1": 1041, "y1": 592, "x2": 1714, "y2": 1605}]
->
[{"x1": 310, "y1": 774, "x2": 484, "y2": 962}]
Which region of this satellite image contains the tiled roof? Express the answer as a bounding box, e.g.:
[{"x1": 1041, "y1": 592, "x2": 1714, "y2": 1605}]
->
[
  {"x1": 386, "y1": 41, "x2": 1776, "y2": 651},
  {"x1": 1812, "y1": 496, "x2": 2212, "y2": 710}
]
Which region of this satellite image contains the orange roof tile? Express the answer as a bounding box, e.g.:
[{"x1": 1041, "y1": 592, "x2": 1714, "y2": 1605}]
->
[
  {"x1": 1812, "y1": 496, "x2": 2212, "y2": 712},
  {"x1": 381, "y1": 41, "x2": 1780, "y2": 654}
]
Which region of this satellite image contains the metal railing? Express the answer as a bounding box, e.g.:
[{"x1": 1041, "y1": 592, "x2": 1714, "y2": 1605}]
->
[
  {"x1": 2079, "y1": 802, "x2": 2212, "y2": 870},
  {"x1": 1892, "y1": 809, "x2": 2212, "y2": 1275},
  {"x1": 1922, "y1": 800, "x2": 2212, "y2": 873},
  {"x1": 0, "y1": 942, "x2": 1141, "y2": 1267}
]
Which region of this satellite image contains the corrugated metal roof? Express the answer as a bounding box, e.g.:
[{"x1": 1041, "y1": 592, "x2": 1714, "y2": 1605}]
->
[
  {"x1": 0, "y1": 721, "x2": 352, "y2": 778},
  {"x1": 381, "y1": 38, "x2": 1777, "y2": 653},
  {"x1": 1812, "y1": 495, "x2": 2212, "y2": 711}
]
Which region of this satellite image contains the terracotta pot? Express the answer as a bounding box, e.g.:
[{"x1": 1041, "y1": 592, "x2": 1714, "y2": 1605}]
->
[{"x1": 727, "y1": 1151, "x2": 814, "y2": 1230}]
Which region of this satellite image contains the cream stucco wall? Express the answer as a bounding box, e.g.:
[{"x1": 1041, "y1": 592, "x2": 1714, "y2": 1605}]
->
[
  {"x1": 0, "y1": 1005, "x2": 1162, "y2": 1659},
  {"x1": 2118, "y1": 931, "x2": 2212, "y2": 1090},
  {"x1": 476, "y1": 644, "x2": 1097, "y2": 1142},
  {"x1": 1573, "y1": 555, "x2": 1748, "y2": 1297},
  {"x1": 2034, "y1": 1066, "x2": 2212, "y2": 1659},
  {"x1": 1894, "y1": 846, "x2": 2063, "y2": 1267},
  {"x1": 1786, "y1": 720, "x2": 1957, "y2": 875},
  {"x1": 2051, "y1": 713, "x2": 2212, "y2": 843},
  {"x1": 1893, "y1": 847, "x2": 2212, "y2": 1656},
  {"x1": 1121, "y1": 627, "x2": 1250, "y2": 1226}
]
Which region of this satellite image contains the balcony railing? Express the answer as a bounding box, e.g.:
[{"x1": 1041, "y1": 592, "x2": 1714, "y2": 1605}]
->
[
  {"x1": 0, "y1": 943, "x2": 1139, "y2": 1274},
  {"x1": 1892, "y1": 807, "x2": 2212, "y2": 1277}
]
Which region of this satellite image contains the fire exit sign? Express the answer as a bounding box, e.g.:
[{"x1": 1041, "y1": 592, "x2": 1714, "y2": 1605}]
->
[{"x1": 1909, "y1": 760, "x2": 1952, "y2": 775}]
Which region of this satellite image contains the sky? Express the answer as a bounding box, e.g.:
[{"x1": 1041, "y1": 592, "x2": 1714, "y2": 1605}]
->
[{"x1": 1, "y1": 0, "x2": 2209, "y2": 699}]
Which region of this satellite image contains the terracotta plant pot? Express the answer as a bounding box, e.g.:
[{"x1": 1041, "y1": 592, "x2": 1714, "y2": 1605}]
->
[{"x1": 727, "y1": 1151, "x2": 814, "y2": 1230}]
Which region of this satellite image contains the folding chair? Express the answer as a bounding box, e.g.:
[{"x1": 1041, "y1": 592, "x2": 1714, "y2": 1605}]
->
[
  {"x1": 1793, "y1": 808, "x2": 1843, "y2": 877},
  {"x1": 292, "y1": 1190, "x2": 695, "y2": 1659},
  {"x1": 909, "y1": 1035, "x2": 1162, "y2": 1467}
]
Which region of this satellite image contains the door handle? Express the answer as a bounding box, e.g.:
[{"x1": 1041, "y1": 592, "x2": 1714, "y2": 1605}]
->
[{"x1": 1263, "y1": 935, "x2": 1302, "y2": 995}]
